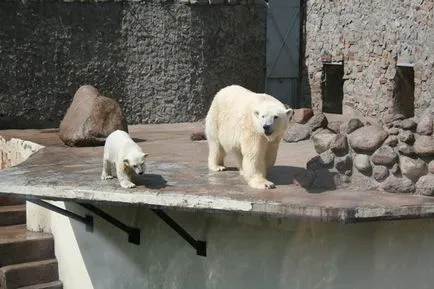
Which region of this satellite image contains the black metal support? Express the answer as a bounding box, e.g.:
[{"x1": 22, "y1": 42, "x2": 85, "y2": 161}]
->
[
  {"x1": 28, "y1": 199, "x2": 93, "y2": 232},
  {"x1": 79, "y1": 203, "x2": 141, "y2": 245},
  {"x1": 151, "y1": 208, "x2": 207, "y2": 257}
]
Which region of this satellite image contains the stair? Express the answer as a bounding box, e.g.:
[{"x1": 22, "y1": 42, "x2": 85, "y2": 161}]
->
[
  {"x1": 0, "y1": 225, "x2": 54, "y2": 267},
  {"x1": 0, "y1": 196, "x2": 25, "y2": 206},
  {"x1": 18, "y1": 281, "x2": 63, "y2": 289},
  {"x1": 0, "y1": 196, "x2": 63, "y2": 289},
  {"x1": 0, "y1": 205, "x2": 26, "y2": 227},
  {"x1": 0, "y1": 259, "x2": 59, "y2": 289}
]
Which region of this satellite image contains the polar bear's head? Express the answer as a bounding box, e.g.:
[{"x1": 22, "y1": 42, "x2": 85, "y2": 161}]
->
[
  {"x1": 253, "y1": 104, "x2": 293, "y2": 139},
  {"x1": 124, "y1": 152, "x2": 149, "y2": 175}
]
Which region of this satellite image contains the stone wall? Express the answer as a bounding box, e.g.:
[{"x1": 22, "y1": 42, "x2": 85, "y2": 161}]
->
[
  {"x1": 302, "y1": 0, "x2": 434, "y2": 119},
  {"x1": 304, "y1": 109, "x2": 434, "y2": 196},
  {"x1": 0, "y1": 0, "x2": 265, "y2": 129}
]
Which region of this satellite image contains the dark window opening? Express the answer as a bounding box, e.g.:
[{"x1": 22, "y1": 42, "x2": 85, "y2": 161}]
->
[
  {"x1": 321, "y1": 63, "x2": 344, "y2": 114},
  {"x1": 394, "y1": 65, "x2": 415, "y2": 118}
]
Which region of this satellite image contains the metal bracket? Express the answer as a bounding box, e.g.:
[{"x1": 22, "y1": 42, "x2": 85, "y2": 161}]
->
[
  {"x1": 79, "y1": 203, "x2": 141, "y2": 245},
  {"x1": 152, "y1": 209, "x2": 207, "y2": 257},
  {"x1": 27, "y1": 199, "x2": 93, "y2": 232},
  {"x1": 27, "y1": 200, "x2": 204, "y2": 255}
]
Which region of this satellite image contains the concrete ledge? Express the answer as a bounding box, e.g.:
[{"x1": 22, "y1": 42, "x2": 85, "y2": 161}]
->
[{"x1": 1, "y1": 124, "x2": 434, "y2": 223}]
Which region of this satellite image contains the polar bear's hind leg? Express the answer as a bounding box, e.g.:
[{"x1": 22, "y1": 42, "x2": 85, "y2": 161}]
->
[{"x1": 208, "y1": 140, "x2": 227, "y2": 172}]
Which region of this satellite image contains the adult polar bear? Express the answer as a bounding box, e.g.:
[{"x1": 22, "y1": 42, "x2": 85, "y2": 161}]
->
[{"x1": 205, "y1": 85, "x2": 293, "y2": 189}]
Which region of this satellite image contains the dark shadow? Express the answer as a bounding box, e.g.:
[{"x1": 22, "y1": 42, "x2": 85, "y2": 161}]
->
[
  {"x1": 132, "y1": 138, "x2": 146, "y2": 143},
  {"x1": 304, "y1": 168, "x2": 340, "y2": 194},
  {"x1": 321, "y1": 63, "x2": 344, "y2": 114},
  {"x1": 222, "y1": 167, "x2": 240, "y2": 172},
  {"x1": 267, "y1": 165, "x2": 307, "y2": 186},
  {"x1": 268, "y1": 162, "x2": 341, "y2": 194},
  {"x1": 59, "y1": 137, "x2": 146, "y2": 148},
  {"x1": 298, "y1": 0, "x2": 312, "y2": 108},
  {"x1": 393, "y1": 65, "x2": 415, "y2": 118},
  {"x1": 132, "y1": 173, "x2": 168, "y2": 189}
]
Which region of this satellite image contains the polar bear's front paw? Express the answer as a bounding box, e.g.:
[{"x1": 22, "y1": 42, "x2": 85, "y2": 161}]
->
[
  {"x1": 101, "y1": 174, "x2": 114, "y2": 180},
  {"x1": 249, "y1": 179, "x2": 276, "y2": 189},
  {"x1": 209, "y1": 165, "x2": 227, "y2": 172},
  {"x1": 120, "y1": 181, "x2": 136, "y2": 189}
]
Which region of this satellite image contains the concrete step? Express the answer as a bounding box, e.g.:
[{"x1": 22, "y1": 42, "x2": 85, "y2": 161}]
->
[
  {"x1": 0, "y1": 205, "x2": 26, "y2": 226},
  {"x1": 0, "y1": 225, "x2": 54, "y2": 267},
  {"x1": 0, "y1": 259, "x2": 59, "y2": 289},
  {"x1": 18, "y1": 281, "x2": 63, "y2": 289},
  {"x1": 0, "y1": 196, "x2": 25, "y2": 206}
]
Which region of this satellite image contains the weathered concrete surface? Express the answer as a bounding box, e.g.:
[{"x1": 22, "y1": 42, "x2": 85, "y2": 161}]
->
[
  {"x1": 1, "y1": 124, "x2": 434, "y2": 222},
  {"x1": 0, "y1": 1, "x2": 264, "y2": 129}
]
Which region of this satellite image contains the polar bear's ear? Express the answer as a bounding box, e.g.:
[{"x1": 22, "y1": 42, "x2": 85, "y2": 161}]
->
[
  {"x1": 142, "y1": 153, "x2": 149, "y2": 158},
  {"x1": 285, "y1": 108, "x2": 294, "y2": 119},
  {"x1": 254, "y1": 110, "x2": 260, "y2": 118},
  {"x1": 123, "y1": 159, "x2": 129, "y2": 166}
]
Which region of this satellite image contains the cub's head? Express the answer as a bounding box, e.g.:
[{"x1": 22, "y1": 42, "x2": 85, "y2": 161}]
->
[
  {"x1": 123, "y1": 152, "x2": 149, "y2": 175},
  {"x1": 253, "y1": 104, "x2": 293, "y2": 140}
]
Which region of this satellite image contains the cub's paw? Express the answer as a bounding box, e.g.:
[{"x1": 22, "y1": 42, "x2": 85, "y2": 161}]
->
[
  {"x1": 101, "y1": 174, "x2": 114, "y2": 180},
  {"x1": 209, "y1": 165, "x2": 227, "y2": 172},
  {"x1": 120, "y1": 181, "x2": 136, "y2": 189},
  {"x1": 249, "y1": 179, "x2": 276, "y2": 189}
]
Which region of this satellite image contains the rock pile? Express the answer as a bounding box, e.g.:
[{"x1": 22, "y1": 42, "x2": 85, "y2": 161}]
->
[{"x1": 304, "y1": 109, "x2": 434, "y2": 195}]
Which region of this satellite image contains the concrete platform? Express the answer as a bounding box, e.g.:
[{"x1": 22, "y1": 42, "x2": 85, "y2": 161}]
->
[{"x1": 1, "y1": 123, "x2": 434, "y2": 223}]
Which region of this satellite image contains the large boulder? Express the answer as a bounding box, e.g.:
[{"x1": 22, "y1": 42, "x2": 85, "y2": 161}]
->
[
  {"x1": 340, "y1": 118, "x2": 363, "y2": 134},
  {"x1": 400, "y1": 155, "x2": 428, "y2": 182},
  {"x1": 413, "y1": 135, "x2": 434, "y2": 157},
  {"x1": 292, "y1": 108, "x2": 313, "y2": 124},
  {"x1": 416, "y1": 175, "x2": 434, "y2": 196},
  {"x1": 380, "y1": 176, "x2": 415, "y2": 194},
  {"x1": 349, "y1": 126, "x2": 388, "y2": 153},
  {"x1": 354, "y1": 153, "x2": 371, "y2": 174},
  {"x1": 429, "y1": 160, "x2": 434, "y2": 174},
  {"x1": 327, "y1": 121, "x2": 343, "y2": 134},
  {"x1": 307, "y1": 113, "x2": 328, "y2": 131},
  {"x1": 311, "y1": 133, "x2": 336, "y2": 154},
  {"x1": 371, "y1": 146, "x2": 398, "y2": 166},
  {"x1": 59, "y1": 85, "x2": 128, "y2": 147},
  {"x1": 416, "y1": 108, "x2": 433, "y2": 135},
  {"x1": 330, "y1": 134, "x2": 349, "y2": 156},
  {"x1": 373, "y1": 165, "x2": 389, "y2": 182},
  {"x1": 283, "y1": 123, "x2": 311, "y2": 143},
  {"x1": 400, "y1": 119, "x2": 417, "y2": 131}
]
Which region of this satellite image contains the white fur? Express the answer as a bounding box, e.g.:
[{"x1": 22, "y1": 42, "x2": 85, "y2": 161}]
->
[
  {"x1": 205, "y1": 85, "x2": 293, "y2": 189},
  {"x1": 101, "y1": 130, "x2": 149, "y2": 189}
]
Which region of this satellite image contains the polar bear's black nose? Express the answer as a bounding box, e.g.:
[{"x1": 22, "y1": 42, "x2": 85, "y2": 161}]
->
[
  {"x1": 263, "y1": 125, "x2": 271, "y2": 131},
  {"x1": 138, "y1": 171, "x2": 144, "y2": 175}
]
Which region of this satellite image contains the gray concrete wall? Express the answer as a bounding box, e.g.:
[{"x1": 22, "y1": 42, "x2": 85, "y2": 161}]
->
[
  {"x1": 0, "y1": 0, "x2": 265, "y2": 129},
  {"x1": 302, "y1": 0, "x2": 434, "y2": 118},
  {"x1": 41, "y1": 202, "x2": 434, "y2": 289}
]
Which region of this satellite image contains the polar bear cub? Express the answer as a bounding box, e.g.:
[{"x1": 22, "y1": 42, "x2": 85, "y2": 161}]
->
[
  {"x1": 205, "y1": 85, "x2": 293, "y2": 189},
  {"x1": 101, "y1": 130, "x2": 149, "y2": 189}
]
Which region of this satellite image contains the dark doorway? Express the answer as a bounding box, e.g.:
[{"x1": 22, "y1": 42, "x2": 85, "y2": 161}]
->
[
  {"x1": 394, "y1": 65, "x2": 415, "y2": 118},
  {"x1": 321, "y1": 63, "x2": 344, "y2": 114}
]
